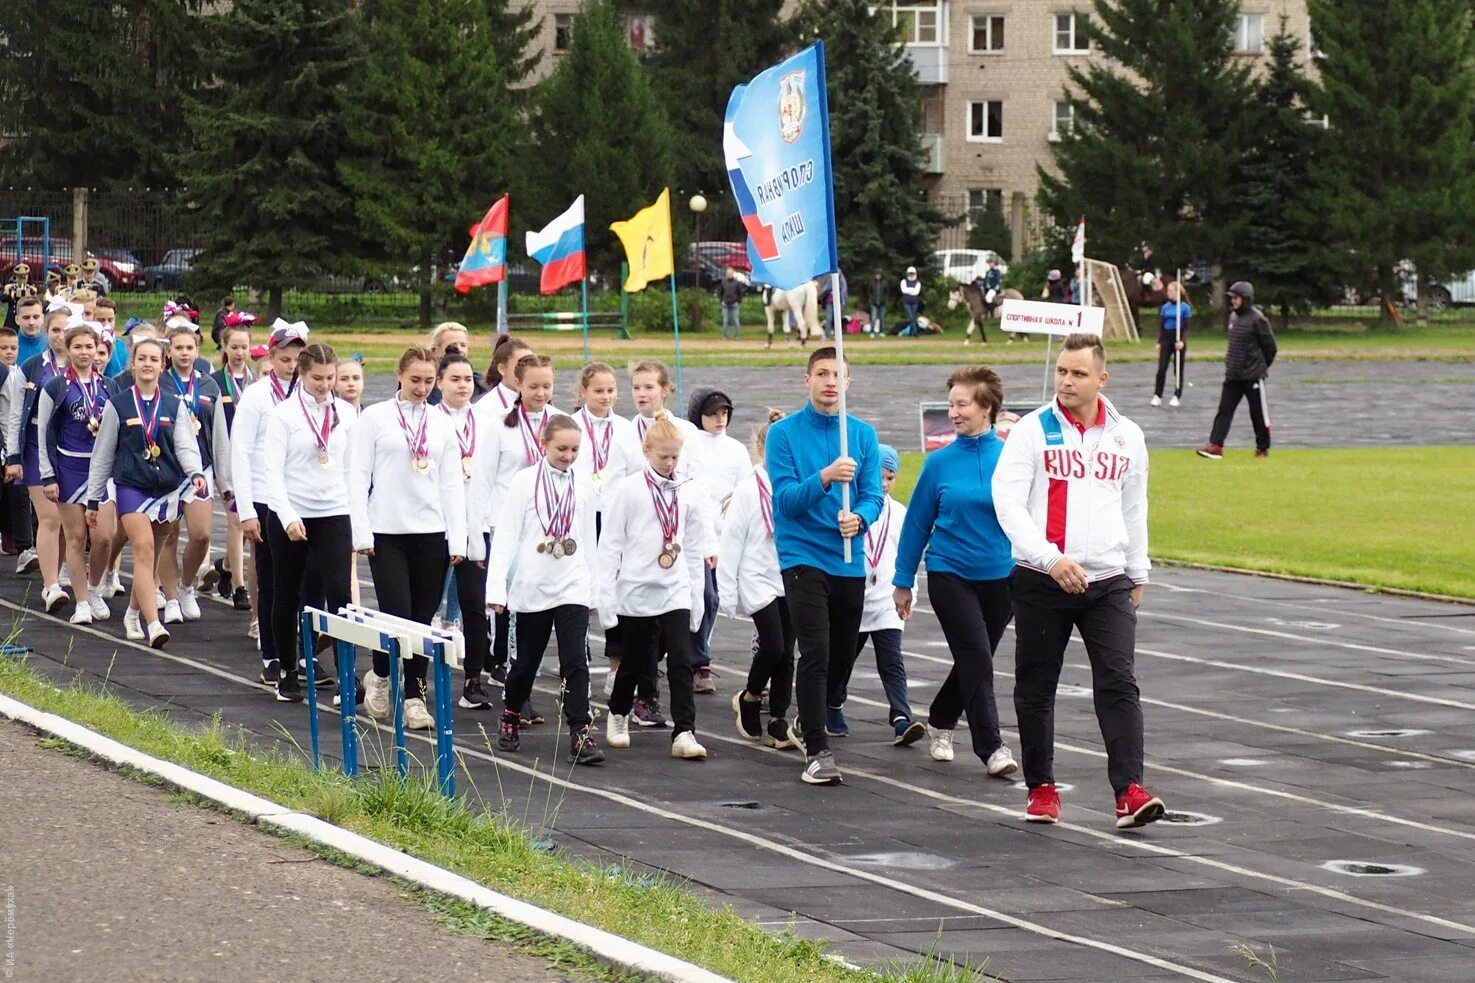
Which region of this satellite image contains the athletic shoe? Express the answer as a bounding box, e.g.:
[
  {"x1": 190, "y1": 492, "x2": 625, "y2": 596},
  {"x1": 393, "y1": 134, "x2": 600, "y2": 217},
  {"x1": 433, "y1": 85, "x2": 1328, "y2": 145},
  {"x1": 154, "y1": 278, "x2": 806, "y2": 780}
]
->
[
  {"x1": 765, "y1": 718, "x2": 797, "y2": 749},
  {"x1": 308, "y1": 661, "x2": 334, "y2": 688},
  {"x1": 147, "y1": 621, "x2": 170, "y2": 649},
  {"x1": 801, "y1": 750, "x2": 843, "y2": 786},
  {"x1": 58, "y1": 568, "x2": 71, "y2": 590},
  {"x1": 825, "y1": 707, "x2": 849, "y2": 738},
  {"x1": 403, "y1": 697, "x2": 434, "y2": 731},
  {"x1": 275, "y1": 674, "x2": 303, "y2": 703},
  {"x1": 786, "y1": 721, "x2": 807, "y2": 754},
  {"x1": 733, "y1": 692, "x2": 762, "y2": 740},
  {"x1": 497, "y1": 710, "x2": 520, "y2": 752},
  {"x1": 928, "y1": 726, "x2": 955, "y2": 762},
  {"x1": 42, "y1": 583, "x2": 68, "y2": 614},
  {"x1": 246, "y1": 619, "x2": 259, "y2": 641},
  {"x1": 87, "y1": 588, "x2": 110, "y2": 621},
  {"x1": 69, "y1": 604, "x2": 92, "y2": 625},
  {"x1": 362, "y1": 671, "x2": 390, "y2": 720},
  {"x1": 177, "y1": 586, "x2": 201, "y2": 621},
  {"x1": 632, "y1": 697, "x2": 667, "y2": 728},
  {"x1": 104, "y1": 571, "x2": 124, "y2": 597},
  {"x1": 459, "y1": 679, "x2": 494, "y2": 710},
  {"x1": 601, "y1": 667, "x2": 615, "y2": 698},
  {"x1": 163, "y1": 598, "x2": 184, "y2": 624},
  {"x1": 692, "y1": 666, "x2": 716, "y2": 694},
  {"x1": 670, "y1": 732, "x2": 708, "y2": 760},
  {"x1": 488, "y1": 664, "x2": 508, "y2": 687},
  {"x1": 154, "y1": 589, "x2": 164, "y2": 607},
  {"x1": 232, "y1": 586, "x2": 250, "y2": 610},
  {"x1": 1195, "y1": 443, "x2": 1224, "y2": 460},
  {"x1": 1149, "y1": 394, "x2": 1162, "y2": 408},
  {"x1": 893, "y1": 719, "x2": 926, "y2": 747},
  {"x1": 15, "y1": 548, "x2": 38, "y2": 575},
  {"x1": 259, "y1": 660, "x2": 280, "y2": 686},
  {"x1": 1169, "y1": 395, "x2": 1180, "y2": 407},
  {"x1": 987, "y1": 745, "x2": 1019, "y2": 777},
  {"x1": 1025, "y1": 784, "x2": 1061, "y2": 824},
  {"x1": 333, "y1": 678, "x2": 366, "y2": 708},
  {"x1": 199, "y1": 560, "x2": 222, "y2": 594},
  {"x1": 123, "y1": 610, "x2": 145, "y2": 641},
  {"x1": 519, "y1": 700, "x2": 545, "y2": 726},
  {"x1": 1115, "y1": 783, "x2": 1166, "y2": 829},
  {"x1": 606, "y1": 712, "x2": 631, "y2": 749},
  {"x1": 1255, "y1": 449, "x2": 1269, "y2": 458},
  {"x1": 0, "y1": 532, "x2": 14, "y2": 555},
  {"x1": 570, "y1": 726, "x2": 605, "y2": 766}
]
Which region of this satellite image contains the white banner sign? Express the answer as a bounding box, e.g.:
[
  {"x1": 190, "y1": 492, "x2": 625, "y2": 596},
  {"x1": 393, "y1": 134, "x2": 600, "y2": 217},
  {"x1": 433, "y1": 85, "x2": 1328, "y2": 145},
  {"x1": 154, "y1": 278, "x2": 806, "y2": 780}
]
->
[{"x1": 999, "y1": 299, "x2": 1104, "y2": 338}]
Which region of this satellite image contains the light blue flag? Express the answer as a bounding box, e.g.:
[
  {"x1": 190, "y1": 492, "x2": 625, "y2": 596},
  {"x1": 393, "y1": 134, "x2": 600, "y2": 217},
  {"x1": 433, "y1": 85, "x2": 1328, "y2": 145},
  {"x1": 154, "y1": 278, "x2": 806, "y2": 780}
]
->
[{"x1": 723, "y1": 41, "x2": 839, "y2": 291}]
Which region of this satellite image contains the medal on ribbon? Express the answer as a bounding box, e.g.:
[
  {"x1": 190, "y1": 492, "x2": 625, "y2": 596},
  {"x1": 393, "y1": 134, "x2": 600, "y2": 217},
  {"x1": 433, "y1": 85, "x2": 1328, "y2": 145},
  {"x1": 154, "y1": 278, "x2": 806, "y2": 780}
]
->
[
  {"x1": 533, "y1": 461, "x2": 577, "y2": 558},
  {"x1": 266, "y1": 370, "x2": 290, "y2": 405},
  {"x1": 646, "y1": 469, "x2": 681, "y2": 569},
  {"x1": 395, "y1": 400, "x2": 431, "y2": 473},
  {"x1": 582, "y1": 409, "x2": 613, "y2": 488},
  {"x1": 440, "y1": 403, "x2": 476, "y2": 480},
  {"x1": 518, "y1": 406, "x2": 546, "y2": 466},
  {"x1": 864, "y1": 502, "x2": 892, "y2": 587},
  {"x1": 133, "y1": 386, "x2": 162, "y2": 462},
  {"x1": 756, "y1": 471, "x2": 774, "y2": 540},
  {"x1": 300, "y1": 389, "x2": 334, "y2": 469}
]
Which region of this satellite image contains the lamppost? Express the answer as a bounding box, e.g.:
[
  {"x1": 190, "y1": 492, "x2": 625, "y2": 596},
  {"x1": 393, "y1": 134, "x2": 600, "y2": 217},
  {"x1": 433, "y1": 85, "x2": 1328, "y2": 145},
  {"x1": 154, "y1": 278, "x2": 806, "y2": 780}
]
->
[{"x1": 687, "y1": 193, "x2": 707, "y2": 330}]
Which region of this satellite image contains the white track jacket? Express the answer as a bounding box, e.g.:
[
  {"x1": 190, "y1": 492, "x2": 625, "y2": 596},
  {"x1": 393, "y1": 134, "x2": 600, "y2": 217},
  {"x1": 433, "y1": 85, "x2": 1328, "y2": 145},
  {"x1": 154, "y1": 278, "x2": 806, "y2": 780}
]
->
[{"x1": 991, "y1": 395, "x2": 1149, "y2": 585}]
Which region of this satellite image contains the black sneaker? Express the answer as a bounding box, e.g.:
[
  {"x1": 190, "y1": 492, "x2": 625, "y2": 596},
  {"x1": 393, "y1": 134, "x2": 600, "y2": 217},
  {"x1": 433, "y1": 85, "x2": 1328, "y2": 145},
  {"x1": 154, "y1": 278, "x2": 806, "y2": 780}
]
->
[
  {"x1": 307, "y1": 660, "x2": 335, "y2": 688},
  {"x1": 459, "y1": 679, "x2": 494, "y2": 709},
  {"x1": 519, "y1": 700, "x2": 545, "y2": 726},
  {"x1": 199, "y1": 559, "x2": 222, "y2": 594},
  {"x1": 497, "y1": 710, "x2": 520, "y2": 752},
  {"x1": 633, "y1": 697, "x2": 667, "y2": 728},
  {"x1": 333, "y1": 678, "x2": 366, "y2": 708},
  {"x1": 766, "y1": 717, "x2": 797, "y2": 749},
  {"x1": 733, "y1": 692, "x2": 762, "y2": 740},
  {"x1": 488, "y1": 664, "x2": 508, "y2": 687},
  {"x1": 232, "y1": 586, "x2": 251, "y2": 611},
  {"x1": 569, "y1": 727, "x2": 605, "y2": 766},
  {"x1": 275, "y1": 673, "x2": 303, "y2": 703},
  {"x1": 259, "y1": 660, "x2": 280, "y2": 687}
]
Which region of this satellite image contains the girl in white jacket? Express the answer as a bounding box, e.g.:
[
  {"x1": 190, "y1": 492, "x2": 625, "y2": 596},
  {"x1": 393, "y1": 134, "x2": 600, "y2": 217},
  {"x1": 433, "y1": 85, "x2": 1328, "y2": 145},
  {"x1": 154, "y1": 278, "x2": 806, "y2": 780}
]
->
[
  {"x1": 718, "y1": 410, "x2": 798, "y2": 750},
  {"x1": 597, "y1": 413, "x2": 708, "y2": 761},
  {"x1": 486, "y1": 414, "x2": 603, "y2": 766}
]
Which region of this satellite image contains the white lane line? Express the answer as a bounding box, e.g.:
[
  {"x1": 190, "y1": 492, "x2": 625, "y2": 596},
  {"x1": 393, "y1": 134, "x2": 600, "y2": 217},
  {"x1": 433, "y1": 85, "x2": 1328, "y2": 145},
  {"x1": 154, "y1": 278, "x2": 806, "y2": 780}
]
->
[
  {"x1": 0, "y1": 597, "x2": 1240, "y2": 983},
  {"x1": 1139, "y1": 611, "x2": 1475, "y2": 668},
  {"x1": 1148, "y1": 577, "x2": 1475, "y2": 637}
]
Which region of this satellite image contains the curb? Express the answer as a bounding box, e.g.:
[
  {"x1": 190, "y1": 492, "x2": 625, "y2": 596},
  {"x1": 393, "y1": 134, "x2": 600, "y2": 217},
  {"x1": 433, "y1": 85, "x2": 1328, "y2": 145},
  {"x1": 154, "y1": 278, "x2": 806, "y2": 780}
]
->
[
  {"x1": 1152, "y1": 558, "x2": 1475, "y2": 607},
  {"x1": 0, "y1": 691, "x2": 733, "y2": 983}
]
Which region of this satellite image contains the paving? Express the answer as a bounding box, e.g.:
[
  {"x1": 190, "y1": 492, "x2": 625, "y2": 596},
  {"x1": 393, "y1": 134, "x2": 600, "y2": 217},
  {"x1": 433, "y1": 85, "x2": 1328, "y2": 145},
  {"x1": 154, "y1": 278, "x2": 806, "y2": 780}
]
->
[
  {"x1": 0, "y1": 718, "x2": 591, "y2": 983},
  {"x1": 5, "y1": 557, "x2": 1475, "y2": 982}
]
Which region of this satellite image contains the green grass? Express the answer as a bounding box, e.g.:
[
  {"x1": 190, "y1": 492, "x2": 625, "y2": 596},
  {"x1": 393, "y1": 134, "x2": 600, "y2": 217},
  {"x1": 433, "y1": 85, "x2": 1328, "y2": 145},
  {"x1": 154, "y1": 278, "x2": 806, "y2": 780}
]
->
[
  {"x1": 894, "y1": 446, "x2": 1475, "y2": 599},
  {"x1": 0, "y1": 652, "x2": 980, "y2": 983}
]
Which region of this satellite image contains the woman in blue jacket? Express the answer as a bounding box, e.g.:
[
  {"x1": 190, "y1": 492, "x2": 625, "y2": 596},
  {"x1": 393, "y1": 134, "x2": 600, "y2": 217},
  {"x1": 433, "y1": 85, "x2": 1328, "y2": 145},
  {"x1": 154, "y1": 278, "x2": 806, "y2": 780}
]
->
[{"x1": 893, "y1": 364, "x2": 1018, "y2": 777}]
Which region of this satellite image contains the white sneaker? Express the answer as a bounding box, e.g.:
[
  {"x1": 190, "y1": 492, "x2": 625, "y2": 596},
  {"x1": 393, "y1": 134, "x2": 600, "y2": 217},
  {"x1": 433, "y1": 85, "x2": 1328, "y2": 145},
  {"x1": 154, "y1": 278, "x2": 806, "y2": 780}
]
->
[
  {"x1": 58, "y1": 567, "x2": 71, "y2": 589},
  {"x1": 671, "y1": 731, "x2": 707, "y2": 760},
  {"x1": 88, "y1": 587, "x2": 111, "y2": 621},
  {"x1": 177, "y1": 586, "x2": 201, "y2": 621},
  {"x1": 403, "y1": 697, "x2": 434, "y2": 731},
  {"x1": 929, "y1": 726, "x2": 955, "y2": 762},
  {"x1": 163, "y1": 598, "x2": 184, "y2": 624},
  {"x1": 363, "y1": 672, "x2": 390, "y2": 720},
  {"x1": 155, "y1": 589, "x2": 165, "y2": 607},
  {"x1": 123, "y1": 609, "x2": 144, "y2": 640},
  {"x1": 103, "y1": 570, "x2": 124, "y2": 597},
  {"x1": 42, "y1": 583, "x2": 68, "y2": 614},
  {"x1": 69, "y1": 605, "x2": 93, "y2": 625},
  {"x1": 607, "y1": 712, "x2": 630, "y2": 748},
  {"x1": 986, "y1": 745, "x2": 1019, "y2": 777},
  {"x1": 246, "y1": 619, "x2": 259, "y2": 640},
  {"x1": 1169, "y1": 395, "x2": 1180, "y2": 408},
  {"x1": 15, "y1": 548, "x2": 38, "y2": 575},
  {"x1": 147, "y1": 620, "x2": 170, "y2": 649},
  {"x1": 1149, "y1": 394, "x2": 1162, "y2": 408},
  {"x1": 602, "y1": 668, "x2": 615, "y2": 699}
]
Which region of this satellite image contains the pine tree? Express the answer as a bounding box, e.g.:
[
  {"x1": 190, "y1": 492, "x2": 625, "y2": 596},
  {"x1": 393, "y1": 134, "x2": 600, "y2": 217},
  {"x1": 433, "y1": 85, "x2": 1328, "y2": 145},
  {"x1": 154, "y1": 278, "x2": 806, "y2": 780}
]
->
[
  {"x1": 1039, "y1": 0, "x2": 1254, "y2": 273},
  {"x1": 792, "y1": 0, "x2": 945, "y2": 280},
  {"x1": 482, "y1": 0, "x2": 543, "y2": 94},
  {"x1": 339, "y1": 0, "x2": 520, "y2": 328},
  {"x1": 643, "y1": 0, "x2": 789, "y2": 221},
  {"x1": 1307, "y1": 0, "x2": 1475, "y2": 321},
  {"x1": 174, "y1": 0, "x2": 359, "y2": 319},
  {"x1": 526, "y1": 0, "x2": 675, "y2": 275}
]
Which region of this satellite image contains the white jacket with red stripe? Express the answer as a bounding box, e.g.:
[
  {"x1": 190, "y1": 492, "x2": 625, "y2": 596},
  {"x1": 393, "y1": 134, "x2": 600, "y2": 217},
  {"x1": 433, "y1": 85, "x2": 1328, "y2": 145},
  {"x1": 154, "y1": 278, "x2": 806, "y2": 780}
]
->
[{"x1": 991, "y1": 395, "x2": 1150, "y2": 585}]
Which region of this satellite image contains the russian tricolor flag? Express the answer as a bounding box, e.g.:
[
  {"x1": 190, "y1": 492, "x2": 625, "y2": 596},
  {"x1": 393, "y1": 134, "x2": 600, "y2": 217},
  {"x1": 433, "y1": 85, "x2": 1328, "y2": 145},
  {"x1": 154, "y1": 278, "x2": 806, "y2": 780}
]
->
[
  {"x1": 526, "y1": 195, "x2": 587, "y2": 295},
  {"x1": 454, "y1": 195, "x2": 509, "y2": 294}
]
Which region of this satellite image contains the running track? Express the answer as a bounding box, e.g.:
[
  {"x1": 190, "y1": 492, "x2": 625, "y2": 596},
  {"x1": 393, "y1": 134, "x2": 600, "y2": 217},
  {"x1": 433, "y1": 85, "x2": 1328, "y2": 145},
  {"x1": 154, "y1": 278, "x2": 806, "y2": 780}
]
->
[{"x1": 6, "y1": 557, "x2": 1475, "y2": 982}]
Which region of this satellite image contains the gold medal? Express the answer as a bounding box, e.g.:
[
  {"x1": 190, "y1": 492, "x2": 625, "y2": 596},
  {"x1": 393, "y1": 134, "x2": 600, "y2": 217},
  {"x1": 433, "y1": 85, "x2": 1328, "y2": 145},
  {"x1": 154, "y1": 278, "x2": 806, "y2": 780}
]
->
[
  {"x1": 536, "y1": 541, "x2": 547, "y2": 554},
  {"x1": 412, "y1": 456, "x2": 429, "y2": 474},
  {"x1": 461, "y1": 456, "x2": 473, "y2": 481},
  {"x1": 591, "y1": 470, "x2": 605, "y2": 488},
  {"x1": 562, "y1": 537, "x2": 577, "y2": 556},
  {"x1": 319, "y1": 451, "x2": 331, "y2": 469},
  {"x1": 658, "y1": 550, "x2": 675, "y2": 569},
  {"x1": 149, "y1": 444, "x2": 161, "y2": 460},
  {"x1": 192, "y1": 418, "x2": 202, "y2": 435}
]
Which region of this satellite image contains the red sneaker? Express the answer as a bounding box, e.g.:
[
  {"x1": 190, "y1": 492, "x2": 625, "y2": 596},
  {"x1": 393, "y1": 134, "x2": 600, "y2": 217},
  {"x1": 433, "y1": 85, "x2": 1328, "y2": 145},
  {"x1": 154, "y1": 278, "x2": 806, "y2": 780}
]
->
[
  {"x1": 1115, "y1": 783, "x2": 1166, "y2": 829},
  {"x1": 1195, "y1": 444, "x2": 1224, "y2": 460},
  {"x1": 1254, "y1": 449, "x2": 1269, "y2": 458},
  {"x1": 1025, "y1": 783, "x2": 1061, "y2": 823}
]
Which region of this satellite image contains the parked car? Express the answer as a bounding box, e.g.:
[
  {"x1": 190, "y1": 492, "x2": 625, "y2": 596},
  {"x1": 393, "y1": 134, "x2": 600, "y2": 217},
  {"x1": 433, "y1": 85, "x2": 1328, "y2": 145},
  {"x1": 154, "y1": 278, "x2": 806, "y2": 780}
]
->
[
  {"x1": 933, "y1": 248, "x2": 1009, "y2": 283},
  {"x1": 691, "y1": 241, "x2": 751, "y2": 273},
  {"x1": 145, "y1": 249, "x2": 200, "y2": 292},
  {"x1": 676, "y1": 258, "x2": 755, "y2": 294},
  {"x1": 0, "y1": 237, "x2": 144, "y2": 292},
  {"x1": 89, "y1": 248, "x2": 146, "y2": 291}
]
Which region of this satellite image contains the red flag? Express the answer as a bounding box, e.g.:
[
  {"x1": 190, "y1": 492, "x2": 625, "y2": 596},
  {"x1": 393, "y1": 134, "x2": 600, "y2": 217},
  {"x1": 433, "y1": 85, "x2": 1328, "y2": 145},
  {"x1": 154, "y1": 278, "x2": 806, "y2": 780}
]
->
[{"x1": 454, "y1": 196, "x2": 508, "y2": 294}]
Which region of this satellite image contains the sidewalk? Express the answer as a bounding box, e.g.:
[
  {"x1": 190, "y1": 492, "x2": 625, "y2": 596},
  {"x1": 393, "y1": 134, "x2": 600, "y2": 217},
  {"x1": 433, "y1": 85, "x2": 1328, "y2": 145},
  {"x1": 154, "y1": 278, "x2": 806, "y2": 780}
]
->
[{"x1": 0, "y1": 718, "x2": 589, "y2": 983}]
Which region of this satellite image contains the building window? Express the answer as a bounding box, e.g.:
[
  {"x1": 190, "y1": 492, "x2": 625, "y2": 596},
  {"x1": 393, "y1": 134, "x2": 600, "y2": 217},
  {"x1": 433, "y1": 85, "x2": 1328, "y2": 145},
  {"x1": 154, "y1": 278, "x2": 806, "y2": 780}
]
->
[
  {"x1": 967, "y1": 100, "x2": 1003, "y2": 142},
  {"x1": 554, "y1": 13, "x2": 573, "y2": 51},
  {"x1": 889, "y1": 1, "x2": 944, "y2": 45},
  {"x1": 1234, "y1": 13, "x2": 1264, "y2": 53},
  {"x1": 969, "y1": 14, "x2": 1005, "y2": 53},
  {"x1": 1051, "y1": 100, "x2": 1076, "y2": 140},
  {"x1": 1054, "y1": 12, "x2": 1089, "y2": 53},
  {"x1": 967, "y1": 188, "x2": 1004, "y2": 225}
]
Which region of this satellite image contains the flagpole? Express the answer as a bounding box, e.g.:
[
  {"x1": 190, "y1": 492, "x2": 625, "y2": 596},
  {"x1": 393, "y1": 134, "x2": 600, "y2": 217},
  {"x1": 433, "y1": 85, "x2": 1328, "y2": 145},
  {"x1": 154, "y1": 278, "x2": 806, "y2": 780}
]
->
[
  {"x1": 668, "y1": 271, "x2": 684, "y2": 412},
  {"x1": 829, "y1": 270, "x2": 852, "y2": 563},
  {"x1": 496, "y1": 278, "x2": 507, "y2": 335},
  {"x1": 1174, "y1": 267, "x2": 1183, "y2": 398},
  {"x1": 580, "y1": 276, "x2": 590, "y2": 363}
]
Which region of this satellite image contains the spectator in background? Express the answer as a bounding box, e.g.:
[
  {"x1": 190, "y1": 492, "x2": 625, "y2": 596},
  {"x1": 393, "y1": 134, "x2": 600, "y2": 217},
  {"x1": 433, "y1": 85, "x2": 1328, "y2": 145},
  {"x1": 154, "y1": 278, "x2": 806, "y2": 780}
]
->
[
  {"x1": 1152, "y1": 281, "x2": 1191, "y2": 408},
  {"x1": 211, "y1": 296, "x2": 235, "y2": 351},
  {"x1": 1197, "y1": 281, "x2": 1276, "y2": 460},
  {"x1": 899, "y1": 266, "x2": 922, "y2": 328},
  {"x1": 720, "y1": 268, "x2": 744, "y2": 341},
  {"x1": 1042, "y1": 270, "x2": 1068, "y2": 304},
  {"x1": 867, "y1": 270, "x2": 888, "y2": 336},
  {"x1": 820, "y1": 270, "x2": 847, "y2": 339}
]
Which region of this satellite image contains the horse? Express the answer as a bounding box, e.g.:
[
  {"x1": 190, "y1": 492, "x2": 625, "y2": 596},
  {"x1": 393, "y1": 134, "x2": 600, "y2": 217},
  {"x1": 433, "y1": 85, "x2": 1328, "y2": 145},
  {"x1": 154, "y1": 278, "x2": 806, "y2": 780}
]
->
[
  {"x1": 1122, "y1": 270, "x2": 1172, "y2": 309},
  {"x1": 947, "y1": 283, "x2": 1023, "y2": 344},
  {"x1": 761, "y1": 280, "x2": 820, "y2": 347}
]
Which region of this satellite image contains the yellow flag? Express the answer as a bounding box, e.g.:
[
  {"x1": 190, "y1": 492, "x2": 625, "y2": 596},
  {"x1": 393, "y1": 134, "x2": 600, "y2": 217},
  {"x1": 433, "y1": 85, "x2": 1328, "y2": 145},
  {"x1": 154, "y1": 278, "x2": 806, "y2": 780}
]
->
[{"x1": 609, "y1": 188, "x2": 674, "y2": 293}]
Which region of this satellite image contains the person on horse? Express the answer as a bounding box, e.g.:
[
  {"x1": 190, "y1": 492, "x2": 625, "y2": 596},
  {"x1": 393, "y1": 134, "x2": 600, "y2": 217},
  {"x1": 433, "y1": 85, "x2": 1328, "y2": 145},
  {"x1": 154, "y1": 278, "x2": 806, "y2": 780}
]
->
[
  {"x1": 972, "y1": 257, "x2": 1004, "y2": 311},
  {"x1": 1128, "y1": 241, "x2": 1160, "y2": 291}
]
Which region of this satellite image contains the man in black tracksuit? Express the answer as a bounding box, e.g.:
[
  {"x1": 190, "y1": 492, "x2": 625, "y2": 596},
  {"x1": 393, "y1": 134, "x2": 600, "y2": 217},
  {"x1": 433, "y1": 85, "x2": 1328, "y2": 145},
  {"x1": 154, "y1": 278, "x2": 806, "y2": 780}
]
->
[{"x1": 1197, "y1": 280, "x2": 1277, "y2": 459}]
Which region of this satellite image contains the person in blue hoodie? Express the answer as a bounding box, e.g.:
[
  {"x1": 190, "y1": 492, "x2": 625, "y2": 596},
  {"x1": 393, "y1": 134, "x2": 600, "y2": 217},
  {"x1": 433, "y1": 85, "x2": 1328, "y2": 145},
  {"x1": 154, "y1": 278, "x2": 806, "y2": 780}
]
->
[
  {"x1": 766, "y1": 346, "x2": 884, "y2": 786},
  {"x1": 1151, "y1": 281, "x2": 1191, "y2": 407},
  {"x1": 893, "y1": 364, "x2": 1018, "y2": 780}
]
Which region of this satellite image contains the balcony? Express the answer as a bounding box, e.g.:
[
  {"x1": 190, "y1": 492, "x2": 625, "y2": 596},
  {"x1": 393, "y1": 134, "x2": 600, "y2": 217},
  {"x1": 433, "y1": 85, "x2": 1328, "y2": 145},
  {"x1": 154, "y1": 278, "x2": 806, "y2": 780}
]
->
[
  {"x1": 905, "y1": 46, "x2": 948, "y2": 85},
  {"x1": 920, "y1": 133, "x2": 944, "y2": 174}
]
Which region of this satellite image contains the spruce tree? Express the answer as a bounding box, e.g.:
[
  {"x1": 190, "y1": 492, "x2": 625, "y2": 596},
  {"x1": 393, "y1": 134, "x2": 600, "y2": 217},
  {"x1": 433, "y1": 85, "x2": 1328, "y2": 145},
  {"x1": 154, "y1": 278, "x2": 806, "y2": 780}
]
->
[
  {"x1": 1307, "y1": 0, "x2": 1475, "y2": 321},
  {"x1": 792, "y1": 0, "x2": 945, "y2": 279},
  {"x1": 339, "y1": 0, "x2": 520, "y2": 328},
  {"x1": 526, "y1": 0, "x2": 675, "y2": 275},
  {"x1": 174, "y1": 0, "x2": 358, "y2": 319},
  {"x1": 1039, "y1": 0, "x2": 1253, "y2": 273},
  {"x1": 482, "y1": 0, "x2": 543, "y2": 95}
]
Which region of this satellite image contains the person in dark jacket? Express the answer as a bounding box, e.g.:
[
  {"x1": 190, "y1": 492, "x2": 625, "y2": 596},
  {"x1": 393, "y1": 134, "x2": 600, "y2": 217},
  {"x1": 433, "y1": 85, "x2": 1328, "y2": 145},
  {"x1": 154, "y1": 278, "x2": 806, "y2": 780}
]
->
[
  {"x1": 1197, "y1": 281, "x2": 1277, "y2": 459},
  {"x1": 720, "y1": 268, "x2": 745, "y2": 341},
  {"x1": 867, "y1": 270, "x2": 888, "y2": 336}
]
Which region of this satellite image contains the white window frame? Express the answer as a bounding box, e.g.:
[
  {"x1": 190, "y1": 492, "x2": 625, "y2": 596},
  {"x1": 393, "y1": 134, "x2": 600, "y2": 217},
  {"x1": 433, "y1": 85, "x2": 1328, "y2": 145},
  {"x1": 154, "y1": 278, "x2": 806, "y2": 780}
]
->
[
  {"x1": 968, "y1": 13, "x2": 1005, "y2": 53},
  {"x1": 889, "y1": 1, "x2": 947, "y2": 46},
  {"x1": 966, "y1": 100, "x2": 1004, "y2": 143},
  {"x1": 1234, "y1": 12, "x2": 1265, "y2": 54},
  {"x1": 1050, "y1": 100, "x2": 1076, "y2": 141},
  {"x1": 1053, "y1": 12, "x2": 1090, "y2": 54}
]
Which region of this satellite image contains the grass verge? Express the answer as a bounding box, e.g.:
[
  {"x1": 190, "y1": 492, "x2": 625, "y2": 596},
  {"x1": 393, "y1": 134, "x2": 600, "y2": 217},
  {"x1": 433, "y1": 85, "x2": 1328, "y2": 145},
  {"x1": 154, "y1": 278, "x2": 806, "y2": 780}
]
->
[{"x1": 0, "y1": 653, "x2": 979, "y2": 983}]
